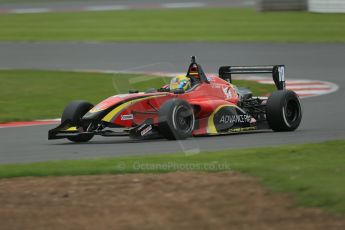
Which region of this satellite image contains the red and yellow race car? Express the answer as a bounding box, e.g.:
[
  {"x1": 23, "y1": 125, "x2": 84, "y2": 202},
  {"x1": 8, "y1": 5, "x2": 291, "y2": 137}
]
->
[{"x1": 48, "y1": 56, "x2": 302, "y2": 142}]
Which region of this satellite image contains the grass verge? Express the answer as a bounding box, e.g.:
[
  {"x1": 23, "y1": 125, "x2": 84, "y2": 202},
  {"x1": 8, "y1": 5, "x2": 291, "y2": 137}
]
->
[
  {"x1": 0, "y1": 69, "x2": 274, "y2": 122},
  {"x1": 0, "y1": 140, "x2": 345, "y2": 214},
  {"x1": 0, "y1": 8, "x2": 344, "y2": 42}
]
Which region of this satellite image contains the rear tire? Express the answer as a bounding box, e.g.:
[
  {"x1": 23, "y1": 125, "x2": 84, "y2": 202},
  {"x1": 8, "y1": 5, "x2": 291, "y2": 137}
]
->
[
  {"x1": 158, "y1": 99, "x2": 195, "y2": 140},
  {"x1": 61, "y1": 100, "x2": 94, "y2": 142},
  {"x1": 266, "y1": 90, "x2": 302, "y2": 131}
]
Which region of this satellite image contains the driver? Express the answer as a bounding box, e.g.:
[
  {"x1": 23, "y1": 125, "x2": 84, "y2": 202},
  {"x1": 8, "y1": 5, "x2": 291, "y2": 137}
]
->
[{"x1": 170, "y1": 75, "x2": 191, "y2": 91}]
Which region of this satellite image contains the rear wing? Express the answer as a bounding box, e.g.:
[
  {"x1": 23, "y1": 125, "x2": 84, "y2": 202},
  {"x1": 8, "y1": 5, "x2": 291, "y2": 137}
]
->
[{"x1": 219, "y1": 65, "x2": 286, "y2": 90}]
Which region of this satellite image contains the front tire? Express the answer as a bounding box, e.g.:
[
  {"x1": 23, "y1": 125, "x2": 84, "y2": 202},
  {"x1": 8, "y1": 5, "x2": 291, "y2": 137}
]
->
[
  {"x1": 61, "y1": 100, "x2": 94, "y2": 142},
  {"x1": 266, "y1": 90, "x2": 302, "y2": 131},
  {"x1": 158, "y1": 99, "x2": 195, "y2": 140}
]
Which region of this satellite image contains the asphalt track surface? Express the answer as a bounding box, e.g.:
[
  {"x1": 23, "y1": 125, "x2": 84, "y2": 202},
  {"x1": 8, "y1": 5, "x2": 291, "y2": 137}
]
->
[{"x1": 0, "y1": 42, "x2": 345, "y2": 163}]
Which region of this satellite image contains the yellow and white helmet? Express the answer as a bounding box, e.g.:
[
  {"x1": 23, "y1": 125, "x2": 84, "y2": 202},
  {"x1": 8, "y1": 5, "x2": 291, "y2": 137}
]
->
[{"x1": 170, "y1": 75, "x2": 191, "y2": 91}]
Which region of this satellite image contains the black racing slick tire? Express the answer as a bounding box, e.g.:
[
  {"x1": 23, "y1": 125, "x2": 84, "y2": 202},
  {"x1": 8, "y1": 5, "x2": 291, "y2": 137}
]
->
[
  {"x1": 158, "y1": 99, "x2": 195, "y2": 140},
  {"x1": 61, "y1": 100, "x2": 94, "y2": 142},
  {"x1": 266, "y1": 90, "x2": 302, "y2": 132}
]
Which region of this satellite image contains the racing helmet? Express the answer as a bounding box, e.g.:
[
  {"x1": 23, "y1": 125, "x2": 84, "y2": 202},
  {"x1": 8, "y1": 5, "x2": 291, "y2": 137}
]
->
[{"x1": 170, "y1": 75, "x2": 191, "y2": 91}]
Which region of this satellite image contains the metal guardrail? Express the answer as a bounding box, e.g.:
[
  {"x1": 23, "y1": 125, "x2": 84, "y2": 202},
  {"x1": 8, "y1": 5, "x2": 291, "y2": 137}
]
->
[
  {"x1": 257, "y1": 0, "x2": 345, "y2": 12},
  {"x1": 256, "y1": 0, "x2": 307, "y2": 11}
]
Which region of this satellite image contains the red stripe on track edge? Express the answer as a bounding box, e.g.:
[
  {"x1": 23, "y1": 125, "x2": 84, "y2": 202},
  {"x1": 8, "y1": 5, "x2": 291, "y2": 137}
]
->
[{"x1": 0, "y1": 120, "x2": 59, "y2": 128}]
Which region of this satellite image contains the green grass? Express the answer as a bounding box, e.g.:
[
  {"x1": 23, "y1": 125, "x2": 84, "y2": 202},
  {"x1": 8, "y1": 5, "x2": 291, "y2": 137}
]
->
[
  {"x1": 0, "y1": 69, "x2": 274, "y2": 122},
  {"x1": 233, "y1": 79, "x2": 274, "y2": 96},
  {"x1": 0, "y1": 70, "x2": 169, "y2": 122},
  {"x1": 0, "y1": 8, "x2": 344, "y2": 42},
  {"x1": 0, "y1": 140, "x2": 345, "y2": 214}
]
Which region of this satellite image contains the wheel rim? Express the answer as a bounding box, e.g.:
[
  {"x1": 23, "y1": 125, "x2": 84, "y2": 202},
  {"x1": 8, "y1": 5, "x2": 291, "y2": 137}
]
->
[
  {"x1": 172, "y1": 105, "x2": 194, "y2": 133},
  {"x1": 285, "y1": 99, "x2": 300, "y2": 124}
]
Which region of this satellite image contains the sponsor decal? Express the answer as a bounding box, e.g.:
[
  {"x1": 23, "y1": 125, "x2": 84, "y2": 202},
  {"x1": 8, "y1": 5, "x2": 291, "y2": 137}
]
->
[
  {"x1": 278, "y1": 66, "x2": 285, "y2": 82},
  {"x1": 211, "y1": 84, "x2": 221, "y2": 89},
  {"x1": 140, "y1": 125, "x2": 152, "y2": 136},
  {"x1": 219, "y1": 114, "x2": 251, "y2": 124},
  {"x1": 121, "y1": 114, "x2": 134, "y2": 121},
  {"x1": 222, "y1": 86, "x2": 232, "y2": 99},
  {"x1": 230, "y1": 127, "x2": 256, "y2": 132},
  {"x1": 137, "y1": 123, "x2": 146, "y2": 131},
  {"x1": 212, "y1": 106, "x2": 250, "y2": 132}
]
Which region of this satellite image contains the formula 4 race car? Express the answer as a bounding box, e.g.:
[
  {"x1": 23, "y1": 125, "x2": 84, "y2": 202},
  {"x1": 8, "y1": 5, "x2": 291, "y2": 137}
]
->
[{"x1": 48, "y1": 56, "x2": 302, "y2": 142}]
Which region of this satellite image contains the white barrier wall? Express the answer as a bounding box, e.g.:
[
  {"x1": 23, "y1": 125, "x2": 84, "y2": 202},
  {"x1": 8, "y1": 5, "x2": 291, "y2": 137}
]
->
[{"x1": 308, "y1": 0, "x2": 345, "y2": 12}]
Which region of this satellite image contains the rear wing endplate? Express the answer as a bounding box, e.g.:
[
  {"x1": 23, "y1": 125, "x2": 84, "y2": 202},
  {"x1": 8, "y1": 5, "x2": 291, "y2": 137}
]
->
[{"x1": 219, "y1": 65, "x2": 286, "y2": 90}]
